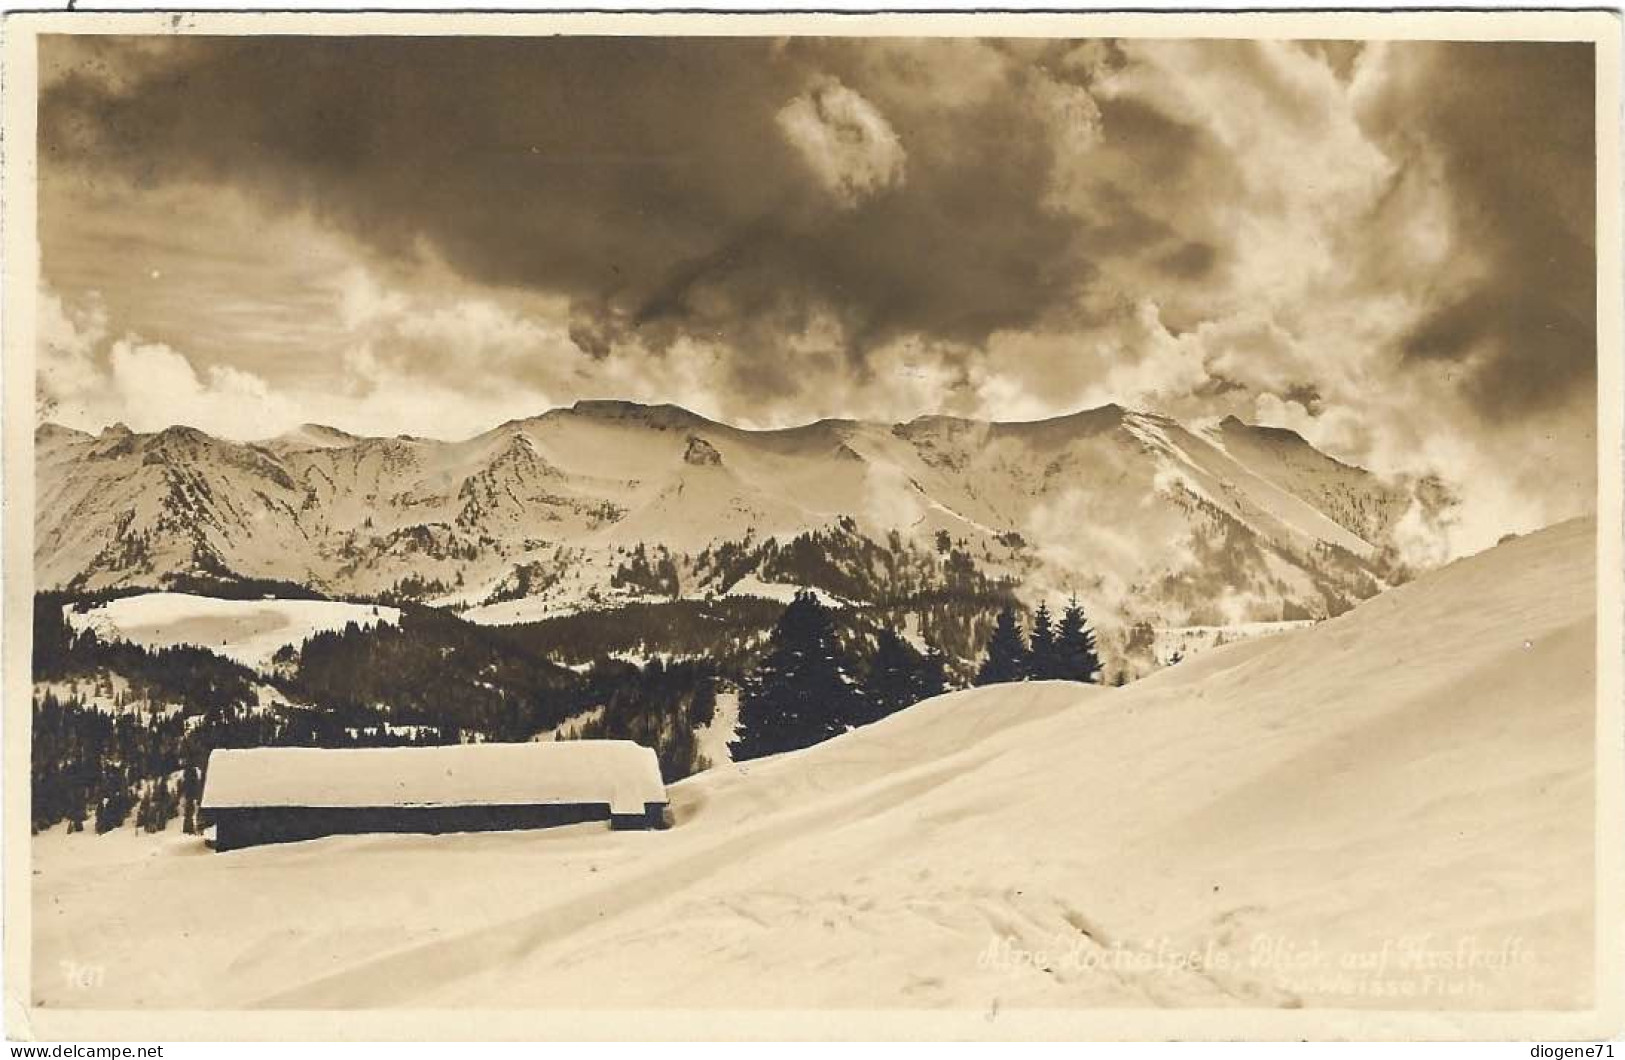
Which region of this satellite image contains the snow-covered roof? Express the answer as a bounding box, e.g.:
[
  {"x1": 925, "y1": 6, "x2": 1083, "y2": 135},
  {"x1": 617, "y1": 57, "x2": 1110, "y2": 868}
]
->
[{"x1": 202, "y1": 741, "x2": 666, "y2": 815}]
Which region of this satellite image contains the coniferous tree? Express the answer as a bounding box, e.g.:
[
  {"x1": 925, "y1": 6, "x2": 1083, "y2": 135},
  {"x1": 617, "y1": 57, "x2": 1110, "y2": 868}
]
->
[
  {"x1": 915, "y1": 644, "x2": 949, "y2": 701},
  {"x1": 730, "y1": 591, "x2": 864, "y2": 760},
  {"x1": 95, "y1": 786, "x2": 132, "y2": 835},
  {"x1": 144, "y1": 775, "x2": 172, "y2": 833},
  {"x1": 974, "y1": 605, "x2": 1028, "y2": 686},
  {"x1": 1054, "y1": 596, "x2": 1102, "y2": 684},
  {"x1": 180, "y1": 763, "x2": 202, "y2": 833},
  {"x1": 867, "y1": 628, "x2": 922, "y2": 721},
  {"x1": 134, "y1": 788, "x2": 152, "y2": 833},
  {"x1": 1027, "y1": 602, "x2": 1057, "y2": 680}
]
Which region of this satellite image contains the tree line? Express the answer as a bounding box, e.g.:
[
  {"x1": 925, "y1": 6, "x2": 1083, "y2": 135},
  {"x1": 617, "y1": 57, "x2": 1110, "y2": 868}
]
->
[
  {"x1": 974, "y1": 600, "x2": 1101, "y2": 686},
  {"x1": 730, "y1": 591, "x2": 1099, "y2": 761}
]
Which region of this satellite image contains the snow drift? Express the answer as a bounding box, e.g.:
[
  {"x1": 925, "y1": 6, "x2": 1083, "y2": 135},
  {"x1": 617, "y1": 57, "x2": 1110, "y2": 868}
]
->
[{"x1": 32, "y1": 518, "x2": 1595, "y2": 1010}]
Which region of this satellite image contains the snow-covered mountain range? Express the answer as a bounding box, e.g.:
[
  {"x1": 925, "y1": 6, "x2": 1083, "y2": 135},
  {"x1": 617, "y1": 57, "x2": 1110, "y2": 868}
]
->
[{"x1": 35, "y1": 401, "x2": 1454, "y2": 630}]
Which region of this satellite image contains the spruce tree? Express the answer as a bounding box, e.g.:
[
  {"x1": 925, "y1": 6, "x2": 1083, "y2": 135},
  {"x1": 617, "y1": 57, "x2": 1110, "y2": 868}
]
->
[
  {"x1": 868, "y1": 628, "x2": 922, "y2": 721},
  {"x1": 915, "y1": 644, "x2": 949, "y2": 701},
  {"x1": 974, "y1": 605, "x2": 1028, "y2": 686},
  {"x1": 1055, "y1": 596, "x2": 1102, "y2": 684},
  {"x1": 1028, "y1": 602, "x2": 1057, "y2": 680},
  {"x1": 730, "y1": 591, "x2": 864, "y2": 761},
  {"x1": 147, "y1": 775, "x2": 172, "y2": 833},
  {"x1": 130, "y1": 788, "x2": 153, "y2": 834}
]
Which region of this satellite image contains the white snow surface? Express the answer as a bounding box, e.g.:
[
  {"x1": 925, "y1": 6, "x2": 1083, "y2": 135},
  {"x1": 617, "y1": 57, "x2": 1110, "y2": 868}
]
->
[
  {"x1": 721, "y1": 575, "x2": 852, "y2": 608},
  {"x1": 64, "y1": 593, "x2": 399, "y2": 670},
  {"x1": 32, "y1": 519, "x2": 1595, "y2": 1010},
  {"x1": 202, "y1": 742, "x2": 666, "y2": 815},
  {"x1": 458, "y1": 595, "x2": 581, "y2": 626},
  {"x1": 692, "y1": 689, "x2": 740, "y2": 769},
  {"x1": 1154, "y1": 620, "x2": 1316, "y2": 664}
]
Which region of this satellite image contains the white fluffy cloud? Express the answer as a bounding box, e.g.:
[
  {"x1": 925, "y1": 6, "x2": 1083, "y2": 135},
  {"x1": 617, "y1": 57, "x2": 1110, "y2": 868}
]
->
[
  {"x1": 108, "y1": 340, "x2": 302, "y2": 439},
  {"x1": 40, "y1": 289, "x2": 305, "y2": 440},
  {"x1": 776, "y1": 77, "x2": 906, "y2": 207},
  {"x1": 1087, "y1": 40, "x2": 1398, "y2": 318},
  {"x1": 37, "y1": 278, "x2": 582, "y2": 442},
  {"x1": 36, "y1": 287, "x2": 108, "y2": 419}
]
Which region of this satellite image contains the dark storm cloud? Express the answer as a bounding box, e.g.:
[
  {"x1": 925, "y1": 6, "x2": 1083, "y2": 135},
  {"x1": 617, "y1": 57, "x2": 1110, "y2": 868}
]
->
[
  {"x1": 1283, "y1": 382, "x2": 1323, "y2": 415},
  {"x1": 40, "y1": 36, "x2": 1086, "y2": 397},
  {"x1": 1157, "y1": 240, "x2": 1218, "y2": 280},
  {"x1": 1362, "y1": 42, "x2": 1595, "y2": 419},
  {"x1": 1299, "y1": 41, "x2": 1365, "y2": 82},
  {"x1": 1066, "y1": 89, "x2": 1243, "y2": 331}
]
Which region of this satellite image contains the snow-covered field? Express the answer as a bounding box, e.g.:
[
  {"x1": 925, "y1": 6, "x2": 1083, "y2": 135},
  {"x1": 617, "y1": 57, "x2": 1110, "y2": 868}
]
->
[
  {"x1": 1154, "y1": 620, "x2": 1316, "y2": 665},
  {"x1": 720, "y1": 576, "x2": 852, "y2": 608},
  {"x1": 32, "y1": 519, "x2": 1595, "y2": 1010},
  {"x1": 458, "y1": 572, "x2": 851, "y2": 627},
  {"x1": 63, "y1": 592, "x2": 400, "y2": 670},
  {"x1": 458, "y1": 595, "x2": 575, "y2": 626}
]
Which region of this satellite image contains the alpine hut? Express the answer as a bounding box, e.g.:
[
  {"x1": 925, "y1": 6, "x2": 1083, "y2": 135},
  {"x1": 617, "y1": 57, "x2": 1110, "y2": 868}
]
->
[{"x1": 200, "y1": 741, "x2": 668, "y2": 851}]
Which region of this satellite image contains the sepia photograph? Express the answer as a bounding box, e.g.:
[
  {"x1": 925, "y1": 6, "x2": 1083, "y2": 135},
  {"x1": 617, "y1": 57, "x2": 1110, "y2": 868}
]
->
[{"x1": 3, "y1": 10, "x2": 1620, "y2": 1042}]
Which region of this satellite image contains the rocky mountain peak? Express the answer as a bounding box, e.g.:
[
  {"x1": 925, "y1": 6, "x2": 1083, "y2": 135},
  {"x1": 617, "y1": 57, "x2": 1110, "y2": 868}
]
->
[
  {"x1": 568, "y1": 399, "x2": 705, "y2": 431},
  {"x1": 682, "y1": 435, "x2": 724, "y2": 467}
]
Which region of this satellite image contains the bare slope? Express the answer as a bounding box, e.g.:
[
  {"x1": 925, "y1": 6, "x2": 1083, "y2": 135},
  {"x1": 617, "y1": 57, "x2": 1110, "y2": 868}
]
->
[{"x1": 32, "y1": 519, "x2": 1593, "y2": 1010}]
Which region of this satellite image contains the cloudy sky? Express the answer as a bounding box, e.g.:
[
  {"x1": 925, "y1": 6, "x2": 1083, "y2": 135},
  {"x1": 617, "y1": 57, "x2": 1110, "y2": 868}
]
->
[{"x1": 37, "y1": 35, "x2": 1596, "y2": 552}]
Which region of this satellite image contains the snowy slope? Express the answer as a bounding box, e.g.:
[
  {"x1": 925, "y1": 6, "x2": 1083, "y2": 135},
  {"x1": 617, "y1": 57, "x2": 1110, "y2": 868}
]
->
[
  {"x1": 264, "y1": 423, "x2": 364, "y2": 452},
  {"x1": 1201, "y1": 416, "x2": 1438, "y2": 547},
  {"x1": 64, "y1": 593, "x2": 399, "y2": 671},
  {"x1": 32, "y1": 518, "x2": 1593, "y2": 1010}
]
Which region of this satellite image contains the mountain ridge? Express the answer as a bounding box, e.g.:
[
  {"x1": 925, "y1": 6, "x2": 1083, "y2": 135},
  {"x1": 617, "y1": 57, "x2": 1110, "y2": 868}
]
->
[
  {"x1": 35, "y1": 398, "x2": 1237, "y2": 448},
  {"x1": 34, "y1": 401, "x2": 1455, "y2": 642}
]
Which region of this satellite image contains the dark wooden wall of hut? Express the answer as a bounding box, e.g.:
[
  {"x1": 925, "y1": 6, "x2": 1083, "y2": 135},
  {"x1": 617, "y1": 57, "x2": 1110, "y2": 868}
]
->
[{"x1": 207, "y1": 801, "x2": 666, "y2": 851}]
